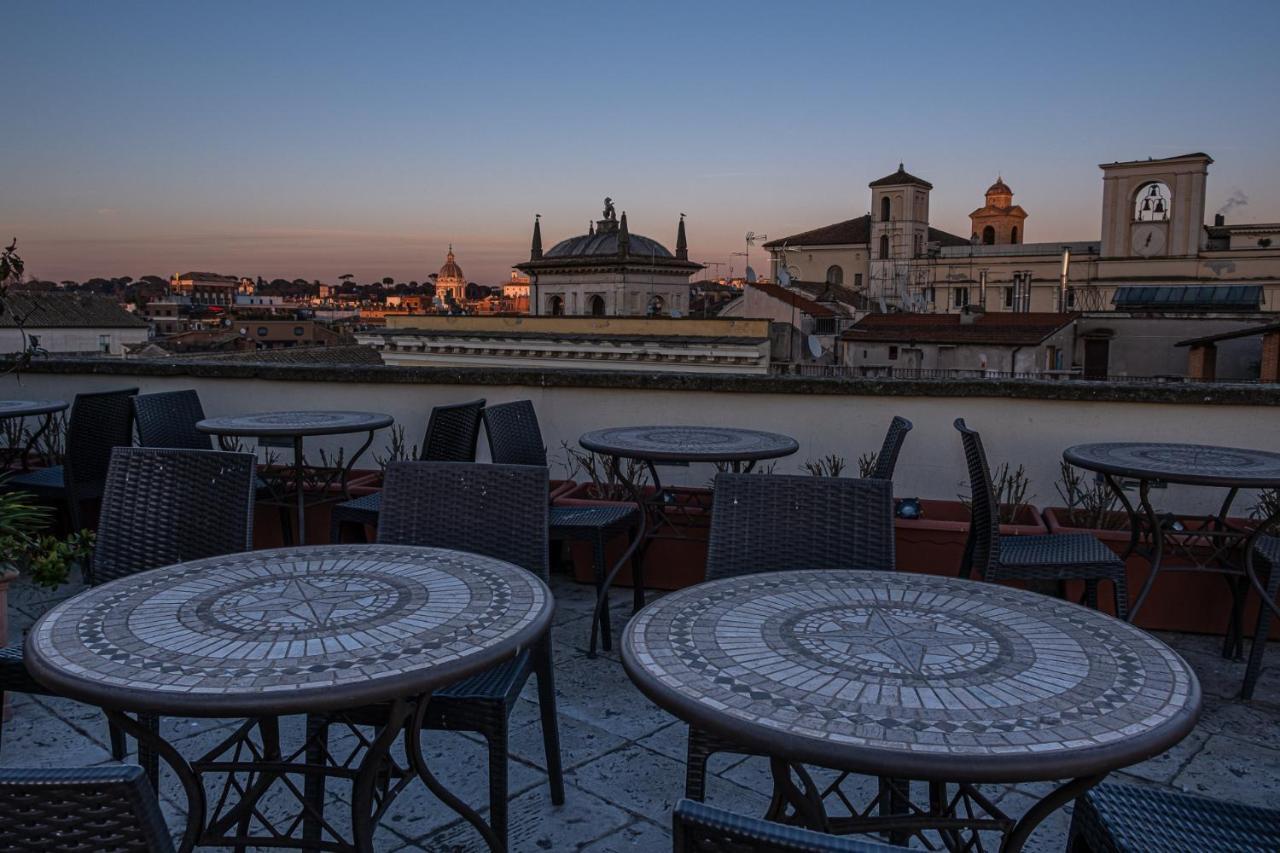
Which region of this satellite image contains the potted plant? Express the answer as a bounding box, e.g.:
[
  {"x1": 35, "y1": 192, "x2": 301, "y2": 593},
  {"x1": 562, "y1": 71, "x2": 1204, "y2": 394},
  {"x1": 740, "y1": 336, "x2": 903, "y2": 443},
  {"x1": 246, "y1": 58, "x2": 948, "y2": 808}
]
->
[
  {"x1": 1045, "y1": 462, "x2": 1268, "y2": 631},
  {"x1": 554, "y1": 443, "x2": 711, "y2": 590},
  {"x1": 895, "y1": 461, "x2": 1046, "y2": 577}
]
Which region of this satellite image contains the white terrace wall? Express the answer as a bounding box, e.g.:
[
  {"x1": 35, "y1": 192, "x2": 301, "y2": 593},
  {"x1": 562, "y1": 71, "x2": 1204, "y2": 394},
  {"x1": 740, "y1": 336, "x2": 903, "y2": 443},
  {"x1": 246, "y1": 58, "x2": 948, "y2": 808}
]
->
[{"x1": 4, "y1": 365, "x2": 1277, "y2": 516}]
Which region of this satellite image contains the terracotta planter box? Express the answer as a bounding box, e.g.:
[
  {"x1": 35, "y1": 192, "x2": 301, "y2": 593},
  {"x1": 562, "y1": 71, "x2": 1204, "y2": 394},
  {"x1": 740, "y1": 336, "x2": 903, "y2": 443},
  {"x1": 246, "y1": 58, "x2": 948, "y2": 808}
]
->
[
  {"x1": 1044, "y1": 507, "x2": 1276, "y2": 637},
  {"x1": 555, "y1": 483, "x2": 711, "y2": 591},
  {"x1": 894, "y1": 499, "x2": 1046, "y2": 578}
]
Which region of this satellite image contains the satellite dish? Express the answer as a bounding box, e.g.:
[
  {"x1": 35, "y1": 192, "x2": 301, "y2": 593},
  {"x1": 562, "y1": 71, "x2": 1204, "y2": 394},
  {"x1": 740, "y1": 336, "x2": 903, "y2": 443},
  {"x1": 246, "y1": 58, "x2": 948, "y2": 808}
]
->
[
  {"x1": 778, "y1": 267, "x2": 791, "y2": 287},
  {"x1": 806, "y1": 336, "x2": 823, "y2": 359},
  {"x1": 746, "y1": 266, "x2": 757, "y2": 283},
  {"x1": 877, "y1": 296, "x2": 888, "y2": 314},
  {"x1": 671, "y1": 309, "x2": 683, "y2": 318}
]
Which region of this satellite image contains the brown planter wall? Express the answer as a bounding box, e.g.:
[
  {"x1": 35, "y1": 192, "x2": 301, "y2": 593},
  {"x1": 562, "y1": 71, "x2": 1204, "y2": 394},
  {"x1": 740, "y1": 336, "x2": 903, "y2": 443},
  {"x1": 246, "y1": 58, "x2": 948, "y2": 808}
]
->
[
  {"x1": 1044, "y1": 507, "x2": 1277, "y2": 638},
  {"x1": 894, "y1": 499, "x2": 1046, "y2": 577},
  {"x1": 555, "y1": 483, "x2": 710, "y2": 591}
]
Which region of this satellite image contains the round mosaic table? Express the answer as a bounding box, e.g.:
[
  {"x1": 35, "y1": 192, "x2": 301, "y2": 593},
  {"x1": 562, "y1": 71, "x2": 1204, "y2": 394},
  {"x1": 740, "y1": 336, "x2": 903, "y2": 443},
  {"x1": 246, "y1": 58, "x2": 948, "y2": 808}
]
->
[
  {"x1": 1064, "y1": 442, "x2": 1280, "y2": 698},
  {"x1": 623, "y1": 570, "x2": 1201, "y2": 852},
  {"x1": 197, "y1": 411, "x2": 393, "y2": 545},
  {"x1": 27, "y1": 544, "x2": 552, "y2": 852},
  {"x1": 578, "y1": 425, "x2": 800, "y2": 656},
  {"x1": 0, "y1": 399, "x2": 67, "y2": 471}
]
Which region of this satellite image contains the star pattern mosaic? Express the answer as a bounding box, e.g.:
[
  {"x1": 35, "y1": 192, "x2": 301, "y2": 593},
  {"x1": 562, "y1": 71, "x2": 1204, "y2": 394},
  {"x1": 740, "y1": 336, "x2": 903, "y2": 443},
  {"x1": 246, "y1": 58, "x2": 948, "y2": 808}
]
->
[
  {"x1": 580, "y1": 425, "x2": 798, "y2": 462},
  {"x1": 28, "y1": 545, "x2": 549, "y2": 710},
  {"x1": 624, "y1": 570, "x2": 1199, "y2": 768}
]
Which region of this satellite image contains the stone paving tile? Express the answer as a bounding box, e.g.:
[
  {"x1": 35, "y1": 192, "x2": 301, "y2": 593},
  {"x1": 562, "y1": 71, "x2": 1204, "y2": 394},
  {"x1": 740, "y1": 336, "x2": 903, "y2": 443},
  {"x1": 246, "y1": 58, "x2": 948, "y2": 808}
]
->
[
  {"x1": 509, "y1": 710, "x2": 628, "y2": 773},
  {"x1": 547, "y1": 645, "x2": 677, "y2": 742},
  {"x1": 633, "y1": 721, "x2": 697, "y2": 765},
  {"x1": 1196, "y1": 695, "x2": 1280, "y2": 747},
  {"x1": 579, "y1": 817, "x2": 671, "y2": 852},
  {"x1": 1171, "y1": 732, "x2": 1280, "y2": 809}
]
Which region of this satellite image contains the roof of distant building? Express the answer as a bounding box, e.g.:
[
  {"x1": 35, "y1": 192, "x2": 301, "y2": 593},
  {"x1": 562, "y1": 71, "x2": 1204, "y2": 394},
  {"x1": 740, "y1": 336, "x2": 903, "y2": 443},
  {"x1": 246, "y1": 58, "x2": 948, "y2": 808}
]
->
[
  {"x1": 0, "y1": 293, "x2": 148, "y2": 329},
  {"x1": 763, "y1": 215, "x2": 969, "y2": 249},
  {"x1": 746, "y1": 282, "x2": 836, "y2": 317},
  {"x1": 545, "y1": 231, "x2": 673, "y2": 259},
  {"x1": 438, "y1": 247, "x2": 464, "y2": 282},
  {"x1": 869, "y1": 163, "x2": 933, "y2": 189},
  {"x1": 841, "y1": 311, "x2": 1078, "y2": 346},
  {"x1": 174, "y1": 271, "x2": 239, "y2": 283}
]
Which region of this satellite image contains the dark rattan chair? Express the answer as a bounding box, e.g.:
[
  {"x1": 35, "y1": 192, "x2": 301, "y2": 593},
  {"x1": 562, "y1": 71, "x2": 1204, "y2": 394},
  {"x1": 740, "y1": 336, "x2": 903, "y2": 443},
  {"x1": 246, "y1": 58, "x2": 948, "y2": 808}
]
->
[
  {"x1": 132, "y1": 389, "x2": 211, "y2": 449},
  {"x1": 954, "y1": 419, "x2": 1128, "y2": 619},
  {"x1": 483, "y1": 400, "x2": 641, "y2": 652},
  {"x1": 328, "y1": 398, "x2": 486, "y2": 543},
  {"x1": 0, "y1": 765, "x2": 174, "y2": 853},
  {"x1": 687, "y1": 473, "x2": 895, "y2": 800},
  {"x1": 0, "y1": 447, "x2": 256, "y2": 785},
  {"x1": 1067, "y1": 781, "x2": 1280, "y2": 852},
  {"x1": 673, "y1": 799, "x2": 908, "y2": 852},
  {"x1": 868, "y1": 416, "x2": 913, "y2": 481},
  {"x1": 1242, "y1": 534, "x2": 1279, "y2": 699},
  {"x1": 317, "y1": 461, "x2": 563, "y2": 850},
  {"x1": 2, "y1": 387, "x2": 137, "y2": 531}
]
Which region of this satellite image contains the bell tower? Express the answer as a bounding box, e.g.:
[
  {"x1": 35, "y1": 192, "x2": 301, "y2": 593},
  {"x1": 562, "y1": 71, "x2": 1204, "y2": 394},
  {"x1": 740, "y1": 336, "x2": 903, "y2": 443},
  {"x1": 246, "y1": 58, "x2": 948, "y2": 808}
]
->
[
  {"x1": 868, "y1": 164, "x2": 932, "y2": 305},
  {"x1": 1099, "y1": 153, "x2": 1212, "y2": 258}
]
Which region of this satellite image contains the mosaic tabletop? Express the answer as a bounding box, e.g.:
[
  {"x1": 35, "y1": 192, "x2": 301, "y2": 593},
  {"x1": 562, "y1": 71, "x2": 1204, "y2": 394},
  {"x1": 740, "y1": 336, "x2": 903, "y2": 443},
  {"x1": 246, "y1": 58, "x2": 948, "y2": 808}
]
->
[
  {"x1": 26, "y1": 545, "x2": 552, "y2": 716},
  {"x1": 1064, "y1": 442, "x2": 1280, "y2": 488},
  {"x1": 0, "y1": 399, "x2": 68, "y2": 418},
  {"x1": 196, "y1": 410, "x2": 394, "y2": 438},
  {"x1": 579, "y1": 425, "x2": 799, "y2": 463},
  {"x1": 622, "y1": 570, "x2": 1201, "y2": 782}
]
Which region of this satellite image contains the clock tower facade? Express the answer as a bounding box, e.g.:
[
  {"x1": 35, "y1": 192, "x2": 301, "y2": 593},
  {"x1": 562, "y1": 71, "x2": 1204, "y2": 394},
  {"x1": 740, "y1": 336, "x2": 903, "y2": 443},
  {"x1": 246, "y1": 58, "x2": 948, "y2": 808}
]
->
[{"x1": 1099, "y1": 153, "x2": 1212, "y2": 258}]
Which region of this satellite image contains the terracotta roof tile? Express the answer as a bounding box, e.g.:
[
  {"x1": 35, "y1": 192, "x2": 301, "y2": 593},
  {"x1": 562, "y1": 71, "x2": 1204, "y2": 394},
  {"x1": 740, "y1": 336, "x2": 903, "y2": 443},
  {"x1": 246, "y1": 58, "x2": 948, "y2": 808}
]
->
[{"x1": 841, "y1": 312, "x2": 1077, "y2": 346}]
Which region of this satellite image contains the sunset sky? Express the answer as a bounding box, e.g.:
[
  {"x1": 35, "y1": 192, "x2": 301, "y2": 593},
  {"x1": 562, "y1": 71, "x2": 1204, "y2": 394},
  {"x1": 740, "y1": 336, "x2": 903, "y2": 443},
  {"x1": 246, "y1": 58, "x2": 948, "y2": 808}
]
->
[{"x1": 5, "y1": 1, "x2": 1279, "y2": 284}]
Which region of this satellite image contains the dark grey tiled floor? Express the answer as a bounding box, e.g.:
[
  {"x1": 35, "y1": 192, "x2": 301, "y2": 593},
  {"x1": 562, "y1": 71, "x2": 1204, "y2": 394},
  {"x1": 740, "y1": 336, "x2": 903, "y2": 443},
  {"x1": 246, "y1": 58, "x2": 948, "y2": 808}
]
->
[{"x1": 3, "y1": 572, "x2": 1277, "y2": 852}]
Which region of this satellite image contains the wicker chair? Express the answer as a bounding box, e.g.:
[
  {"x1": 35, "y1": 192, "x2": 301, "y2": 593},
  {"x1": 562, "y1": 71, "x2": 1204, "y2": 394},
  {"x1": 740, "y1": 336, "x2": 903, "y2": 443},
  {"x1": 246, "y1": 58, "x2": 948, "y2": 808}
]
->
[
  {"x1": 2, "y1": 387, "x2": 137, "y2": 531},
  {"x1": 1068, "y1": 782, "x2": 1280, "y2": 852},
  {"x1": 328, "y1": 398, "x2": 486, "y2": 543},
  {"x1": 1241, "y1": 534, "x2": 1279, "y2": 699},
  {"x1": 868, "y1": 416, "x2": 912, "y2": 480},
  {"x1": 954, "y1": 419, "x2": 1128, "y2": 618},
  {"x1": 483, "y1": 400, "x2": 642, "y2": 652},
  {"x1": 0, "y1": 448, "x2": 256, "y2": 785},
  {"x1": 317, "y1": 461, "x2": 564, "y2": 851},
  {"x1": 673, "y1": 799, "x2": 909, "y2": 852},
  {"x1": 132, "y1": 389, "x2": 210, "y2": 449},
  {"x1": 0, "y1": 765, "x2": 174, "y2": 853},
  {"x1": 686, "y1": 473, "x2": 894, "y2": 800}
]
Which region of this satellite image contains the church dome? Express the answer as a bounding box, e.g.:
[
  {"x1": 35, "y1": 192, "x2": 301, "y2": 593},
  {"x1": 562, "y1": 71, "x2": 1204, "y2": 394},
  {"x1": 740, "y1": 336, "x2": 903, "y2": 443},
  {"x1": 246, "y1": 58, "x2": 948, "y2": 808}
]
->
[
  {"x1": 545, "y1": 231, "x2": 673, "y2": 259},
  {"x1": 438, "y1": 246, "x2": 464, "y2": 281},
  {"x1": 986, "y1": 177, "x2": 1013, "y2": 197}
]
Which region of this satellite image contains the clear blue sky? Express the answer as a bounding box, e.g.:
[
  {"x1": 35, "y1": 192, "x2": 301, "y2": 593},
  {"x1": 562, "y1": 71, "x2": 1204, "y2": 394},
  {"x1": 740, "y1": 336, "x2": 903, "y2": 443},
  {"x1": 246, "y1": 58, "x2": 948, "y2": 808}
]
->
[{"x1": 4, "y1": 1, "x2": 1279, "y2": 284}]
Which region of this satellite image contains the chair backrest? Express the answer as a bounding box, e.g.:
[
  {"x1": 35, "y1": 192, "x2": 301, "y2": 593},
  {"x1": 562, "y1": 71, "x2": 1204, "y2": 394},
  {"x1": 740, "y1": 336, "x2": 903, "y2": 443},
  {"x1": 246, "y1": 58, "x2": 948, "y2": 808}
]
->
[
  {"x1": 673, "y1": 799, "x2": 907, "y2": 852},
  {"x1": 377, "y1": 461, "x2": 549, "y2": 579},
  {"x1": 481, "y1": 400, "x2": 547, "y2": 466},
  {"x1": 869, "y1": 416, "x2": 912, "y2": 481},
  {"x1": 91, "y1": 447, "x2": 256, "y2": 585},
  {"x1": 706, "y1": 472, "x2": 894, "y2": 582},
  {"x1": 421, "y1": 399, "x2": 486, "y2": 462},
  {"x1": 63, "y1": 388, "x2": 137, "y2": 493},
  {"x1": 0, "y1": 765, "x2": 175, "y2": 853},
  {"x1": 954, "y1": 418, "x2": 1000, "y2": 579},
  {"x1": 132, "y1": 389, "x2": 212, "y2": 450}
]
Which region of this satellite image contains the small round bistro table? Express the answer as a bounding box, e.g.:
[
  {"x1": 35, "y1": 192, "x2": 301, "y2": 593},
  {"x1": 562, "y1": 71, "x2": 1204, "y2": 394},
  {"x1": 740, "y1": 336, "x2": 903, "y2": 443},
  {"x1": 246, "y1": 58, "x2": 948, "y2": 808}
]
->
[
  {"x1": 26, "y1": 544, "x2": 552, "y2": 853},
  {"x1": 0, "y1": 399, "x2": 67, "y2": 471},
  {"x1": 622, "y1": 570, "x2": 1201, "y2": 853},
  {"x1": 197, "y1": 411, "x2": 393, "y2": 545},
  {"x1": 578, "y1": 425, "x2": 799, "y2": 655},
  {"x1": 1064, "y1": 442, "x2": 1280, "y2": 697}
]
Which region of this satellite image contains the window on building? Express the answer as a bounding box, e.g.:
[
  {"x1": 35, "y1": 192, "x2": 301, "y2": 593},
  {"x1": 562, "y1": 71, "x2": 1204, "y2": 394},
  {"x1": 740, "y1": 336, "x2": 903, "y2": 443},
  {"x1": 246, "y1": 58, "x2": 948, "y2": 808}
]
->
[
  {"x1": 1010, "y1": 226, "x2": 1019, "y2": 244},
  {"x1": 825, "y1": 265, "x2": 843, "y2": 285},
  {"x1": 914, "y1": 234, "x2": 923, "y2": 257},
  {"x1": 854, "y1": 273, "x2": 863, "y2": 288},
  {"x1": 588, "y1": 294, "x2": 605, "y2": 316},
  {"x1": 98, "y1": 334, "x2": 111, "y2": 353},
  {"x1": 1004, "y1": 286, "x2": 1014, "y2": 308},
  {"x1": 888, "y1": 345, "x2": 899, "y2": 360},
  {"x1": 982, "y1": 226, "x2": 996, "y2": 245},
  {"x1": 1134, "y1": 181, "x2": 1171, "y2": 222},
  {"x1": 814, "y1": 317, "x2": 836, "y2": 335},
  {"x1": 880, "y1": 196, "x2": 891, "y2": 222},
  {"x1": 1066, "y1": 287, "x2": 1076, "y2": 309},
  {"x1": 648, "y1": 295, "x2": 665, "y2": 316},
  {"x1": 293, "y1": 326, "x2": 304, "y2": 336},
  {"x1": 953, "y1": 287, "x2": 969, "y2": 308},
  {"x1": 879, "y1": 235, "x2": 890, "y2": 258},
  {"x1": 257, "y1": 327, "x2": 269, "y2": 336},
  {"x1": 549, "y1": 295, "x2": 564, "y2": 316}
]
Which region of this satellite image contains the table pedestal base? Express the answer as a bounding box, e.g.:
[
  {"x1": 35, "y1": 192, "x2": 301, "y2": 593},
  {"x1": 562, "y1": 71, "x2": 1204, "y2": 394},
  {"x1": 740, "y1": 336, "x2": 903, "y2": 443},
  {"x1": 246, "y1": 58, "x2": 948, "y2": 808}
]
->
[
  {"x1": 767, "y1": 761, "x2": 1104, "y2": 853},
  {"x1": 108, "y1": 694, "x2": 498, "y2": 853}
]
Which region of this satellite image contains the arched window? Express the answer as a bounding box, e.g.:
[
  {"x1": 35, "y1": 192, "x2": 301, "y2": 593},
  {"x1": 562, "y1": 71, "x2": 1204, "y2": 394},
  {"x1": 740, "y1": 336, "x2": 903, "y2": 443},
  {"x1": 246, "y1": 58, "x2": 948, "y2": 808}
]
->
[
  {"x1": 880, "y1": 196, "x2": 891, "y2": 222},
  {"x1": 1010, "y1": 226, "x2": 1019, "y2": 244},
  {"x1": 1134, "y1": 182, "x2": 1171, "y2": 222},
  {"x1": 879, "y1": 234, "x2": 890, "y2": 258},
  {"x1": 588, "y1": 294, "x2": 605, "y2": 316},
  {"x1": 548, "y1": 295, "x2": 564, "y2": 316},
  {"x1": 647, "y1": 295, "x2": 665, "y2": 315},
  {"x1": 982, "y1": 226, "x2": 996, "y2": 245},
  {"x1": 825, "y1": 265, "x2": 843, "y2": 285}
]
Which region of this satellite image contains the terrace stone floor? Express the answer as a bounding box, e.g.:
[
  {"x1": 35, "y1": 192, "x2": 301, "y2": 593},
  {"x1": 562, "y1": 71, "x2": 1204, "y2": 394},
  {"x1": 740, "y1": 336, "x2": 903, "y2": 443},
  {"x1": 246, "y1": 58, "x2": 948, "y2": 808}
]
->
[{"x1": 4, "y1": 570, "x2": 1279, "y2": 852}]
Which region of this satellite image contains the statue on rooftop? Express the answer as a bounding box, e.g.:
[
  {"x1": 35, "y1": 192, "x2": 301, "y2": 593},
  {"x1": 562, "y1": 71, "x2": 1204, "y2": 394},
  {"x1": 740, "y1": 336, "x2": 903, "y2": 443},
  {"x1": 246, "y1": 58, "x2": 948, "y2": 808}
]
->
[{"x1": 603, "y1": 197, "x2": 616, "y2": 221}]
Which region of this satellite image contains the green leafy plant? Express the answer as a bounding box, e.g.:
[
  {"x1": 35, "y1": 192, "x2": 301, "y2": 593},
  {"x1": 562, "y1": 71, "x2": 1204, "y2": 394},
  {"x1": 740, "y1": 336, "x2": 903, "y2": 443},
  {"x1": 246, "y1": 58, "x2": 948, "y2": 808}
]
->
[
  {"x1": 1055, "y1": 462, "x2": 1126, "y2": 530},
  {"x1": 803, "y1": 454, "x2": 847, "y2": 478},
  {"x1": 0, "y1": 487, "x2": 94, "y2": 589},
  {"x1": 560, "y1": 441, "x2": 649, "y2": 501}
]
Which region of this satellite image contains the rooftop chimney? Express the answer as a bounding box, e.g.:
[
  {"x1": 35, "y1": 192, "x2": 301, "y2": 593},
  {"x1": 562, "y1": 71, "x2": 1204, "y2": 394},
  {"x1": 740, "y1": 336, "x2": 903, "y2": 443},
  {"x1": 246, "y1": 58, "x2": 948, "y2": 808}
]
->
[{"x1": 1215, "y1": 213, "x2": 1225, "y2": 227}]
